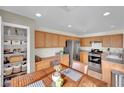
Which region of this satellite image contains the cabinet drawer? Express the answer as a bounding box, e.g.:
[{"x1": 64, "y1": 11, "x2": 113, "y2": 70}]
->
[{"x1": 36, "y1": 60, "x2": 51, "y2": 71}]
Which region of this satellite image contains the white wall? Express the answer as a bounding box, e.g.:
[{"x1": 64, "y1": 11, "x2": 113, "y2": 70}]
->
[{"x1": 35, "y1": 48, "x2": 63, "y2": 58}]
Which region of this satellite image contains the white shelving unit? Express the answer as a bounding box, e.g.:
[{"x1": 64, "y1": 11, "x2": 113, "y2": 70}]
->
[{"x1": 0, "y1": 16, "x2": 31, "y2": 87}]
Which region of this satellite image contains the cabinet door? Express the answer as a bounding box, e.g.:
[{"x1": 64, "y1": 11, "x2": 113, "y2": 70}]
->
[
  {"x1": 35, "y1": 31, "x2": 45, "y2": 48},
  {"x1": 45, "y1": 33, "x2": 53, "y2": 48},
  {"x1": 35, "y1": 60, "x2": 51, "y2": 71},
  {"x1": 59, "y1": 35, "x2": 66, "y2": 47},
  {"x1": 66, "y1": 36, "x2": 72, "y2": 40},
  {"x1": 111, "y1": 34, "x2": 123, "y2": 48},
  {"x1": 80, "y1": 38, "x2": 91, "y2": 47},
  {"x1": 52, "y1": 34, "x2": 59, "y2": 47},
  {"x1": 80, "y1": 51, "x2": 88, "y2": 63},
  {"x1": 102, "y1": 35, "x2": 111, "y2": 47},
  {"x1": 60, "y1": 54, "x2": 69, "y2": 67},
  {"x1": 84, "y1": 37, "x2": 91, "y2": 47},
  {"x1": 91, "y1": 36, "x2": 102, "y2": 42},
  {"x1": 80, "y1": 38, "x2": 85, "y2": 46}
]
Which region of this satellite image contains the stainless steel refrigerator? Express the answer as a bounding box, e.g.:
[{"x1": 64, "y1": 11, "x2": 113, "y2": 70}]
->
[{"x1": 64, "y1": 40, "x2": 80, "y2": 67}]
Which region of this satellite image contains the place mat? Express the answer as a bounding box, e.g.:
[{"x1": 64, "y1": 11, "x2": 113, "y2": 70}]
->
[
  {"x1": 61, "y1": 68, "x2": 83, "y2": 81},
  {"x1": 27, "y1": 80, "x2": 45, "y2": 87}
]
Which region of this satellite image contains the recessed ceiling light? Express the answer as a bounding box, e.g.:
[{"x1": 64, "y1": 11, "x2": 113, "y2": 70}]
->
[
  {"x1": 103, "y1": 12, "x2": 111, "y2": 16},
  {"x1": 110, "y1": 25, "x2": 115, "y2": 28},
  {"x1": 68, "y1": 25, "x2": 72, "y2": 28},
  {"x1": 35, "y1": 13, "x2": 42, "y2": 17}
]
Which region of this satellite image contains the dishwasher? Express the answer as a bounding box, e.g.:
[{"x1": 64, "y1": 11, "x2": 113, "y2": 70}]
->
[{"x1": 112, "y1": 70, "x2": 124, "y2": 87}]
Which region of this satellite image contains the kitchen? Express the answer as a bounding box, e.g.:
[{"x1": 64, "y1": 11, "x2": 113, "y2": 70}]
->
[
  {"x1": 0, "y1": 6, "x2": 124, "y2": 87},
  {"x1": 35, "y1": 31, "x2": 124, "y2": 87}
]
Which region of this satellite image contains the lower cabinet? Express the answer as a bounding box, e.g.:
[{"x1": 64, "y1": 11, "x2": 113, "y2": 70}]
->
[
  {"x1": 102, "y1": 60, "x2": 124, "y2": 86},
  {"x1": 35, "y1": 60, "x2": 51, "y2": 71},
  {"x1": 35, "y1": 54, "x2": 69, "y2": 71},
  {"x1": 60, "y1": 54, "x2": 69, "y2": 67},
  {"x1": 80, "y1": 51, "x2": 88, "y2": 64}
]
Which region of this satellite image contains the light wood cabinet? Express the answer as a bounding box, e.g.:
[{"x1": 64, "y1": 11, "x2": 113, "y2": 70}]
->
[
  {"x1": 80, "y1": 38, "x2": 85, "y2": 46},
  {"x1": 102, "y1": 35, "x2": 111, "y2": 47},
  {"x1": 81, "y1": 34, "x2": 123, "y2": 48},
  {"x1": 102, "y1": 34, "x2": 123, "y2": 48},
  {"x1": 80, "y1": 37, "x2": 91, "y2": 47},
  {"x1": 58, "y1": 35, "x2": 66, "y2": 47},
  {"x1": 80, "y1": 51, "x2": 88, "y2": 64},
  {"x1": 60, "y1": 54, "x2": 69, "y2": 67},
  {"x1": 35, "y1": 60, "x2": 51, "y2": 71},
  {"x1": 71, "y1": 37, "x2": 79, "y2": 41},
  {"x1": 102, "y1": 60, "x2": 124, "y2": 86},
  {"x1": 35, "y1": 31, "x2": 79, "y2": 48},
  {"x1": 111, "y1": 34, "x2": 123, "y2": 48},
  {"x1": 52, "y1": 34, "x2": 59, "y2": 47},
  {"x1": 84, "y1": 38, "x2": 91, "y2": 46},
  {"x1": 65, "y1": 36, "x2": 72, "y2": 41},
  {"x1": 35, "y1": 31, "x2": 45, "y2": 48},
  {"x1": 45, "y1": 33, "x2": 53, "y2": 48},
  {"x1": 91, "y1": 36, "x2": 102, "y2": 42}
]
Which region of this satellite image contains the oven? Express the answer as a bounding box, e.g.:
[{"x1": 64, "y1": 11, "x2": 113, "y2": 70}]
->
[{"x1": 88, "y1": 49, "x2": 102, "y2": 73}]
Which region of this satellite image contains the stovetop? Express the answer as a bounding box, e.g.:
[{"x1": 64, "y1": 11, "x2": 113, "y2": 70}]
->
[{"x1": 89, "y1": 49, "x2": 103, "y2": 54}]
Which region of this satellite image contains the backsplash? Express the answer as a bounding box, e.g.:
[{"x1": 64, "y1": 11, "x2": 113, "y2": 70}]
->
[
  {"x1": 80, "y1": 47, "x2": 123, "y2": 53},
  {"x1": 35, "y1": 48, "x2": 63, "y2": 58}
]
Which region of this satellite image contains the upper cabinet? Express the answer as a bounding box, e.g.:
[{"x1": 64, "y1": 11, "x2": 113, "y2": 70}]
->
[
  {"x1": 80, "y1": 37, "x2": 91, "y2": 47},
  {"x1": 102, "y1": 35, "x2": 111, "y2": 47},
  {"x1": 91, "y1": 36, "x2": 102, "y2": 42},
  {"x1": 35, "y1": 31, "x2": 79, "y2": 48},
  {"x1": 111, "y1": 34, "x2": 123, "y2": 48},
  {"x1": 81, "y1": 34, "x2": 123, "y2": 48},
  {"x1": 52, "y1": 34, "x2": 59, "y2": 47},
  {"x1": 102, "y1": 34, "x2": 123, "y2": 48},
  {"x1": 45, "y1": 33, "x2": 53, "y2": 48},
  {"x1": 35, "y1": 31, "x2": 45, "y2": 48},
  {"x1": 35, "y1": 31, "x2": 123, "y2": 48},
  {"x1": 58, "y1": 35, "x2": 66, "y2": 47}
]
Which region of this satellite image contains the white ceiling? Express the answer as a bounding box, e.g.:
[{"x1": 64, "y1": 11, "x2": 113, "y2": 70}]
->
[{"x1": 0, "y1": 6, "x2": 124, "y2": 36}]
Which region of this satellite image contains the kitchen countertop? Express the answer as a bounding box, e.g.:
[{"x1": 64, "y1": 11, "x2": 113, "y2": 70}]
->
[
  {"x1": 35, "y1": 54, "x2": 69, "y2": 63},
  {"x1": 80, "y1": 50, "x2": 124, "y2": 64},
  {"x1": 80, "y1": 50, "x2": 90, "y2": 52},
  {"x1": 102, "y1": 52, "x2": 124, "y2": 64}
]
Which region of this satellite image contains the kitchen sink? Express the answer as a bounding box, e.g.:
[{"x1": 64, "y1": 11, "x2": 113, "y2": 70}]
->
[{"x1": 107, "y1": 55, "x2": 122, "y2": 61}]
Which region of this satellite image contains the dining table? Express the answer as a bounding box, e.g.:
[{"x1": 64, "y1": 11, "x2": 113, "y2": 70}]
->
[{"x1": 10, "y1": 64, "x2": 108, "y2": 87}]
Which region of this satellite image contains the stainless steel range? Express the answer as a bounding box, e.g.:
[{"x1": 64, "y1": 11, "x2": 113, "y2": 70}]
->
[{"x1": 88, "y1": 49, "x2": 103, "y2": 73}]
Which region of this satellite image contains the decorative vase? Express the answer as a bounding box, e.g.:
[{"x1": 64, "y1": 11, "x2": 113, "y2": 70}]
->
[{"x1": 52, "y1": 72, "x2": 61, "y2": 82}]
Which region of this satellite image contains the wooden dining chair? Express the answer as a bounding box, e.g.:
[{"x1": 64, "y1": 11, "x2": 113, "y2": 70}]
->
[{"x1": 71, "y1": 61, "x2": 88, "y2": 74}]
